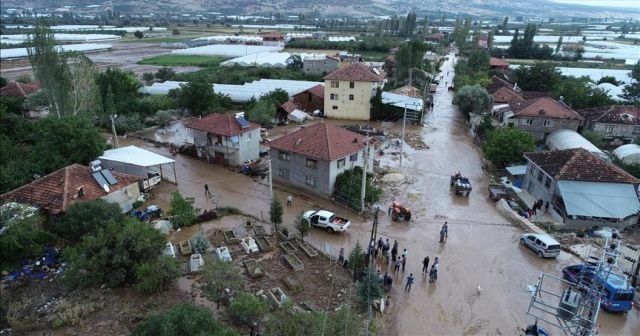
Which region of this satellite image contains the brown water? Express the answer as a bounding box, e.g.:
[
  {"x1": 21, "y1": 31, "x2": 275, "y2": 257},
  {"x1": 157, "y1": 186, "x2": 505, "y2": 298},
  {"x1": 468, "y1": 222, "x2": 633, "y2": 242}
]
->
[{"x1": 120, "y1": 52, "x2": 639, "y2": 335}]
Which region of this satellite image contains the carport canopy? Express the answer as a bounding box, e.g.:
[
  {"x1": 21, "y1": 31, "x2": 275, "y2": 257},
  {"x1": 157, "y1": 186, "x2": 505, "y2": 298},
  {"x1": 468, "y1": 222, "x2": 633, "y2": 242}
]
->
[{"x1": 99, "y1": 145, "x2": 177, "y2": 184}]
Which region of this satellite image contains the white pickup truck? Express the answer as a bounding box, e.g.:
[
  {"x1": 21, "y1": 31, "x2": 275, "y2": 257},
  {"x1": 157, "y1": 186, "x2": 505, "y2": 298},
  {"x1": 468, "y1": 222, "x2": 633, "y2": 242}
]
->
[{"x1": 303, "y1": 210, "x2": 351, "y2": 233}]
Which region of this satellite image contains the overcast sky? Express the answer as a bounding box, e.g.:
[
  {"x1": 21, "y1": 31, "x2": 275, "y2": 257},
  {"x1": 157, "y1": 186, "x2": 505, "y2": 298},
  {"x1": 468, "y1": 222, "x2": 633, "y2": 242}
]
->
[{"x1": 550, "y1": 0, "x2": 640, "y2": 9}]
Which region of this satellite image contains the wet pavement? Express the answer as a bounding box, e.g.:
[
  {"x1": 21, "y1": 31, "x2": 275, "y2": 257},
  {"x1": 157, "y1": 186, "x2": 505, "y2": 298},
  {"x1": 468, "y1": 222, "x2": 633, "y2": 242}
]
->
[{"x1": 119, "y1": 51, "x2": 640, "y2": 335}]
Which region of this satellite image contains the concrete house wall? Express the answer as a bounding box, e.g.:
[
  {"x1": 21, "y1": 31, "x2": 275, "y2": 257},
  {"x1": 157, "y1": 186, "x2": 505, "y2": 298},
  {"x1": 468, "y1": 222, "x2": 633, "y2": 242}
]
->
[
  {"x1": 270, "y1": 147, "x2": 373, "y2": 197},
  {"x1": 303, "y1": 58, "x2": 339, "y2": 74},
  {"x1": 591, "y1": 122, "x2": 638, "y2": 143},
  {"x1": 514, "y1": 117, "x2": 580, "y2": 141},
  {"x1": 192, "y1": 128, "x2": 260, "y2": 166},
  {"x1": 522, "y1": 161, "x2": 558, "y2": 206},
  {"x1": 324, "y1": 80, "x2": 380, "y2": 120}
]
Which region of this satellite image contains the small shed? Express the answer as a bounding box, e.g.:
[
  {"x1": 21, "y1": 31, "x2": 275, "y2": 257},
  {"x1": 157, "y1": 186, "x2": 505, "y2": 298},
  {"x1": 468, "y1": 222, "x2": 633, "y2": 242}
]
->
[
  {"x1": 99, "y1": 146, "x2": 177, "y2": 186},
  {"x1": 613, "y1": 144, "x2": 640, "y2": 165},
  {"x1": 505, "y1": 165, "x2": 527, "y2": 188}
]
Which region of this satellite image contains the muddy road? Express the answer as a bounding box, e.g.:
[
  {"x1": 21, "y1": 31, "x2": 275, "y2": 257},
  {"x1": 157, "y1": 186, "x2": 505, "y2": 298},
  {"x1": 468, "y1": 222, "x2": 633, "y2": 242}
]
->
[{"x1": 120, "y1": 52, "x2": 639, "y2": 335}]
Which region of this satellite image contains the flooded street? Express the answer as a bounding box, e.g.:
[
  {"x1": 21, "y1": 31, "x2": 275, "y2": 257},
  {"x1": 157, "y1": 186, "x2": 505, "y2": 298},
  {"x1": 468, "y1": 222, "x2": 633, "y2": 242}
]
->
[{"x1": 120, "y1": 52, "x2": 639, "y2": 335}]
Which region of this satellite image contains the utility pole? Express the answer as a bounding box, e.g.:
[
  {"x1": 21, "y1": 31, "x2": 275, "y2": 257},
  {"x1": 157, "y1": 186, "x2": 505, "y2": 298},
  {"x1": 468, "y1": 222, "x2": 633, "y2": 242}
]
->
[
  {"x1": 268, "y1": 159, "x2": 273, "y2": 198},
  {"x1": 110, "y1": 114, "x2": 119, "y2": 148},
  {"x1": 399, "y1": 105, "x2": 407, "y2": 168},
  {"x1": 360, "y1": 136, "x2": 369, "y2": 213},
  {"x1": 364, "y1": 207, "x2": 379, "y2": 336}
]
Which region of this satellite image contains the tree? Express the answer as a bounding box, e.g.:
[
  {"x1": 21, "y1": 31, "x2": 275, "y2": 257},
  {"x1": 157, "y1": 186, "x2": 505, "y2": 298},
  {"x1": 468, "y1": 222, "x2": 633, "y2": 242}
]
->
[
  {"x1": 555, "y1": 36, "x2": 563, "y2": 54},
  {"x1": 155, "y1": 110, "x2": 173, "y2": 128},
  {"x1": 581, "y1": 130, "x2": 605, "y2": 149},
  {"x1": 295, "y1": 212, "x2": 310, "y2": 243},
  {"x1": 172, "y1": 28, "x2": 181, "y2": 36},
  {"x1": 142, "y1": 72, "x2": 155, "y2": 84},
  {"x1": 395, "y1": 40, "x2": 429, "y2": 82},
  {"x1": 512, "y1": 62, "x2": 562, "y2": 92},
  {"x1": 483, "y1": 127, "x2": 536, "y2": 167},
  {"x1": 226, "y1": 292, "x2": 269, "y2": 327},
  {"x1": 67, "y1": 53, "x2": 102, "y2": 116},
  {"x1": 134, "y1": 255, "x2": 181, "y2": 294},
  {"x1": 501, "y1": 16, "x2": 509, "y2": 32},
  {"x1": 452, "y1": 84, "x2": 493, "y2": 119},
  {"x1": 286, "y1": 54, "x2": 303, "y2": 71},
  {"x1": 357, "y1": 267, "x2": 384, "y2": 307},
  {"x1": 347, "y1": 241, "x2": 366, "y2": 279},
  {"x1": 201, "y1": 255, "x2": 244, "y2": 308},
  {"x1": 333, "y1": 166, "x2": 381, "y2": 211},
  {"x1": 191, "y1": 232, "x2": 211, "y2": 254},
  {"x1": 169, "y1": 191, "x2": 198, "y2": 228},
  {"x1": 27, "y1": 19, "x2": 73, "y2": 117},
  {"x1": 623, "y1": 61, "x2": 640, "y2": 105},
  {"x1": 62, "y1": 217, "x2": 167, "y2": 288},
  {"x1": 552, "y1": 76, "x2": 613, "y2": 110},
  {"x1": 263, "y1": 302, "x2": 362, "y2": 336},
  {"x1": 132, "y1": 303, "x2": 238, "y2": 336},
  {"x1": 56, "y1": 199, "x2": 124, "y2": 242},
  {"x1": 246, "y1": 98, "x2": 276, "y2": 125},
  {"x1": 0, "y1": 76, "x2": 6, "y2": 87},
  {"x1": 95, "y1": 67, "x2": 141, "y2": 115},
  {"x1": 171, "y1": 80, "x2": 230, "y2": 115},
  {"x1": 155, "y1": 67, "x2": 176, "y2": 82},
  {"x1": 597, "y1": 76, "x2": 621, "y2": 86},
  {"x1": 467, "y1": 49, "x2": 490, "y2": 73},
  {"x1": 269, "y1": 198, "x2": 283, "y2": 231},
  {"x1": 261, "y1": 89, "x2": 289, "y2": 107},
  {"x1": 16, "y1": 73, "x2": 32, "y2": 84},
  {"x1": 134, "y1": 30, "x2": 144, "y2": 39}
]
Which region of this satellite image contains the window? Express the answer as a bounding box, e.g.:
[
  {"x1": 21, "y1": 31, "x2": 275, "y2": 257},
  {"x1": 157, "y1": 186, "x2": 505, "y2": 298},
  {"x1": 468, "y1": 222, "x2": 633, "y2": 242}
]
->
[
  {"x1": 527, "y1": 181, "x2": 534, "y2": 193},
  {"x1": 330, "y1": 93, "x2": 339, "y2": 100},
  {"x1": 530, "y1": 166, "x2": 536, "y2": 176},
  {"x1": 332, "y1": 105, "x2": 338, "y2": 110},
  {"x1": 279, "y1": 151, "x2": 289, "y2": 161},
  {"x1": 308, "y1": 93, "x2": 313, "y2": 102},
  {"x1": 306, "y1": 158, "x2": 317, "y2": 169},
  {"x1": 349, "y1": 81, "x2": 355, "y2": 88},
  {"x1": 331, "y1": 81, "x2": 339, "y2": 88},
  {"x1": 349, "y1": 94, "x2": 354, "y2": 101},
  {"x1": 350, "y1": 153, "x2": 358, "y2": 161},
  {"x1": 306, "y1": 175, "x2": 316, "y2": 187},
  {"x1": 537, "y1": 170, "x2": 544, "y2": 182},
  {"x1": 604, "y1": 125, "x2": 613, "y2": 134},
  {"x1": 522, "y1": 118, "x2": 533, "y2": 126},
  {"x1": 545, "y1": 176, "x2": 552, "y2": 188},
  {"x1": 337, "y1": 158, "x2": 346, "y2": 168},
  {"x1": 634, "y1": 126, "x2": 640, "y2": 134},
  {"x1": 246, "y1": 132, "x2": 252, "y2": 141},
  {"x1": 279, "y1": 168, "x2": 289, "y2": 179},
  {"x1": 543, "y1": 120, "x2": 553, "y2": 127}
]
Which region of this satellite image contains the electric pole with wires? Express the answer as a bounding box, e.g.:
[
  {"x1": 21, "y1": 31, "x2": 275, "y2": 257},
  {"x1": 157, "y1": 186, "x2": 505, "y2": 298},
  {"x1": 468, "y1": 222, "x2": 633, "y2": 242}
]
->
[{"x1": 364, "y1": 207, "x2": 380, "y2": 336}]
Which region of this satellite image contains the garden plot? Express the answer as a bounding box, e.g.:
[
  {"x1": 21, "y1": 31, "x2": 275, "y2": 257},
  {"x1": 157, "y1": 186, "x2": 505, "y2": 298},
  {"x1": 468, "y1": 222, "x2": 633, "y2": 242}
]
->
[{"x1": 171, "y1": 44, "x2": 282, "y2": 57}]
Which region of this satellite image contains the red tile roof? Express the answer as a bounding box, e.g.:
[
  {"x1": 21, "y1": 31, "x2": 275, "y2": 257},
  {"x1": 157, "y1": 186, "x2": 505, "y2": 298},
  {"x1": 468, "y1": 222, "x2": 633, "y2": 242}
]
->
[
  {"x1": 425, "y1": 32, "x2": 445, "y2": 40},
  {"x1": 324, "y1": 63, "x2": 384, "y2": 82},
  {"x1": 303, "y1": 84, "x2": 324, "y2": 98},
  {"x1": 489, "y1": 57, "x2": 509, "y2": 67},
  {"x1": 390, "y1": 85, "x2": 421, "y2": 98},
  {"x1": 510, "y1": 97, "x2": 583, "y2": 120},
  {"x1": 185, "y1": 113, "x2": 260, "y2": 136},
  {"x1": 524, "y1": 148, "x2": 638, "y2": 184},
  {"x1": 521, "y1": 91, "x2": 553, "y2": 99},
  {"x1": 577, "y1": 105, "x2": 639, "y2": 125},
  {"x1": 0, "y1": 81, "x2": 40, "y2": 97},
  {"x1": 268, "y1": 122, "x2": 366, "y2": 161},
  {"x1": 0, "y1": 164, "x2": 142, "y2": 214}
]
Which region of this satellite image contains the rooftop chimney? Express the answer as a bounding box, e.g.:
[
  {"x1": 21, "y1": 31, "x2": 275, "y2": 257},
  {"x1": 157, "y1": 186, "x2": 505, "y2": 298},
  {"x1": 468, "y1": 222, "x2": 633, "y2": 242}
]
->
[
  {"x1": 77, "y1": 187, "x2": 84, "y2": 198},
  {"x1": 294, "y1": 138, "x2": 302, "y2": 147}
]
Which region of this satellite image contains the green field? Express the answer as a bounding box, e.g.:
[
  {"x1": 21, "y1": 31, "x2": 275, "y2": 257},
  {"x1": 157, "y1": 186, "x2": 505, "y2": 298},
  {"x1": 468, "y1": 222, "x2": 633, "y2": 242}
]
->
[{"x1": 138, "y1": 54, "x2": 226, "y2": 67}]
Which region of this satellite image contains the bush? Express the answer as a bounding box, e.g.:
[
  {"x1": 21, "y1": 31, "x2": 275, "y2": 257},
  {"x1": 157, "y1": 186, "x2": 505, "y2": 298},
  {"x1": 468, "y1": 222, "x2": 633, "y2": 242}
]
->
[
  {"x1": 0, "y1": 214, "x2": 51, "y2": 270},
  {"x1": 483, "y1": 127, "x2": 536, "y2": 167},
  {"x1": 191, "y1": 232, "x2": 211, "y2": 254},
  {"x1": 56, "y1": 199, "x2": 124, "y2": 241},
  {"x1": 169, "y1": 191, "x2": 198, "y2": 228},
  {"x1": 62, "y1": 217, "x2": 166, "y2": 288},
  {"x1": 226, "y1": 292, "x2": 269, "y2": 326},
  {"x1": 357, "y1": 267, "x2": 384, "y2": 306},
  {"x1": 132, "y1": 303, "x2": 238, "y2": 336},
  {"x1": 452, "y1": 84, "x2": 493, "y2": 119},
  {"x1": 134, "y1": 255, "x2": 181, "y2": 294},
  {"x1": 347, "y1": 241, "x2": 366, "y2": 278},
  {"x1": 269, "y1": 198, "x2": 283, "y2": 229},
  {"x1": 202, "y1": 255, "x2": 244, "y2": 308}
]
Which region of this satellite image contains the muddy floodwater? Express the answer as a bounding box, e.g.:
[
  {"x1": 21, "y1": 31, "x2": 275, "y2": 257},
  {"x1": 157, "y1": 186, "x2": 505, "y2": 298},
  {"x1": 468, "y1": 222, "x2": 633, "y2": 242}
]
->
[{"x1": 121, "y1": 52, "x2": 639, "y2": 335}]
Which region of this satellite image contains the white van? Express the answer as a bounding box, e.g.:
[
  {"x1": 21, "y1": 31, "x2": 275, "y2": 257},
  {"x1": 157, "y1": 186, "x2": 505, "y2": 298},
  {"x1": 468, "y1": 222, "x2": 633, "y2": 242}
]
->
[{"x1": 520, "y1": 233, "x2": 561, "y2": 258}]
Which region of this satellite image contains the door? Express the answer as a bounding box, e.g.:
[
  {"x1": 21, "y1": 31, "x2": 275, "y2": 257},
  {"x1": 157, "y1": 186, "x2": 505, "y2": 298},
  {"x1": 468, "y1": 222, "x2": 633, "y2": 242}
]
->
[{"x1": 214, "y1": 152, "x2": 225, "y2": 163}]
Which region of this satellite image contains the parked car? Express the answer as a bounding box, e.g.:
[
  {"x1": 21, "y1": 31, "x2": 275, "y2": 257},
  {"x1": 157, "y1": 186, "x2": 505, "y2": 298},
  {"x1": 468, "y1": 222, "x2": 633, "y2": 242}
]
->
[
  {"x1": 520, "y1": 233, "x2": 561, "y2": 258},
  {"x1": 302, "y1": 210, "x2": 351, "y2": 233}
]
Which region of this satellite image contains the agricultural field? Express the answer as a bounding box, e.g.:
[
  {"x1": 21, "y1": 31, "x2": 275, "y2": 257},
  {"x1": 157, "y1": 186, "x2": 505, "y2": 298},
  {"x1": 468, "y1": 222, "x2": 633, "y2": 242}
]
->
[{"x1": 138, "y1": 54, "x2": 227, "y2": 67}]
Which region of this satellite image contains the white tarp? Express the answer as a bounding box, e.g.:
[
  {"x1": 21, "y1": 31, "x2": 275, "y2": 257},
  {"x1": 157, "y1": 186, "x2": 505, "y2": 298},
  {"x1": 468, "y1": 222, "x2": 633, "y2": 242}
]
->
[
  {"x1": 557, "y1": 181, "x2": 640, "y2": 219},
  {"x1": 100, "y1": 146, "x2": 175, "y2": 167},
  {"x1": 613, "y1": 144, "x2": 640, "y2": 164},
  {"x1": 1, "y1": 43, "x2": 112, "y2": 59},
  {"x1": 288, "y1": 109, "x2": 309, "y2": 123}
]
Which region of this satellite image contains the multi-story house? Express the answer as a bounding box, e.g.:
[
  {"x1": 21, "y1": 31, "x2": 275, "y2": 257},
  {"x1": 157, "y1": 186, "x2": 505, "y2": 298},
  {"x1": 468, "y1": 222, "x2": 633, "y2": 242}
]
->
[
  {"x1": 577, "y1": 105, "x2": 640, "y2": 144},
  {"x1": 186, "y1": 113, "x2": 261, "y2": 167},
  {"x1": 506, "y1": 97, "x2": 584, "y2": 141},
  {"x1": 269, "y1": 122, "x2": 373, "y2": 197},
  {"x1": 323, "y1": 63, "x2": 384, "y2": 120}
]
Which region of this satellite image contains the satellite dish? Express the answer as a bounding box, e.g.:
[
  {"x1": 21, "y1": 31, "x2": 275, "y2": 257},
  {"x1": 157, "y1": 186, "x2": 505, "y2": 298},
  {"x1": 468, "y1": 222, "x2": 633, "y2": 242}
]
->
[{"x1": 103, "y1": 184, "x2": 110, "y2": 193}]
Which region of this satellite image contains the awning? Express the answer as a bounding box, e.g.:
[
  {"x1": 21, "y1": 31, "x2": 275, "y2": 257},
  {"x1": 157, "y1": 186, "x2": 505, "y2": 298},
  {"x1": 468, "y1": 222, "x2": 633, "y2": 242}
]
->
[
  {"x1": 506, "y1": 165, "x2": 527, "y2": 176},
  {"x1": 100, "y1": 145, "x2": 175, "y2": 167},
  {"x1": 557, "y1": 181, "x2": 640, "y2": 219},
  {"x1": 381, "y1": 92, "x2": 423, "y2": 111}
]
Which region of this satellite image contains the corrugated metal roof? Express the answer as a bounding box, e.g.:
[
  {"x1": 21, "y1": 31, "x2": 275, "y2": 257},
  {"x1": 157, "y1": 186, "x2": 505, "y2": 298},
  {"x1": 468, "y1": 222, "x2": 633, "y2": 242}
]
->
[
  {"x1": 557, "y1": 180, "x2": 640, "y2": 219},
  {"x1": 506, "y1": 165, "x2": 527, "y2": 176},
  {"x1": 381, "y1": 92, "x2": 422, "y2": 111}
]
